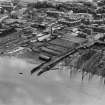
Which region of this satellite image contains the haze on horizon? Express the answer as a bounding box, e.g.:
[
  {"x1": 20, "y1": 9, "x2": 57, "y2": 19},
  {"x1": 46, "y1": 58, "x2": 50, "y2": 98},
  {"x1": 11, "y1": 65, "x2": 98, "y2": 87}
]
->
[{"x1": 0, "y1": 0, "x2": 94, "y2": 2}]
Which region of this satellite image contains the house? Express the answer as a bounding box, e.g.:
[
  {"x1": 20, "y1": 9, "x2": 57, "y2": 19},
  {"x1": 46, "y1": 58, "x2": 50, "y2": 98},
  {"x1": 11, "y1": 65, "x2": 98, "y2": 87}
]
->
[{"x1": 0, "y1": 0, "x2": 13, "y2": 12}]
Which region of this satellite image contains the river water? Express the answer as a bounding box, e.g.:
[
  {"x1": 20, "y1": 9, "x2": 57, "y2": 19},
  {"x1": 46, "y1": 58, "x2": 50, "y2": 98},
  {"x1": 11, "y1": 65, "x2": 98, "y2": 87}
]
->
[{"x1": 0, "y1": 56, "x2": 105, "y2": 105}]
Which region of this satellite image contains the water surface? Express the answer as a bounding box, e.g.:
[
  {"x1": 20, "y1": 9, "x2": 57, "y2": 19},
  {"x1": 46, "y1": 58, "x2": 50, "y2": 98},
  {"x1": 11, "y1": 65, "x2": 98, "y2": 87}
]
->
[{"x1": 0, "y1": 56, "x2": 105, "y2": 105}]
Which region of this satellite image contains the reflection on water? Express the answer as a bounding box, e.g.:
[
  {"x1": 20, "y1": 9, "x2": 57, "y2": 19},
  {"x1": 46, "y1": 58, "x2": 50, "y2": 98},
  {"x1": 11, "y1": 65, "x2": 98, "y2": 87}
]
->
[{"x1": 0, "y1": 56, "x2": 105, "y2": 105}]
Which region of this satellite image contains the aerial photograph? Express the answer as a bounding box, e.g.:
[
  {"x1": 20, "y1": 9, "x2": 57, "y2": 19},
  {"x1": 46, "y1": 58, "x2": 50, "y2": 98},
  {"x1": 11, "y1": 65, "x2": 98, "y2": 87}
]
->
[{"x1": 1, "y1": 0, "x2": 105, "y2": 105}]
